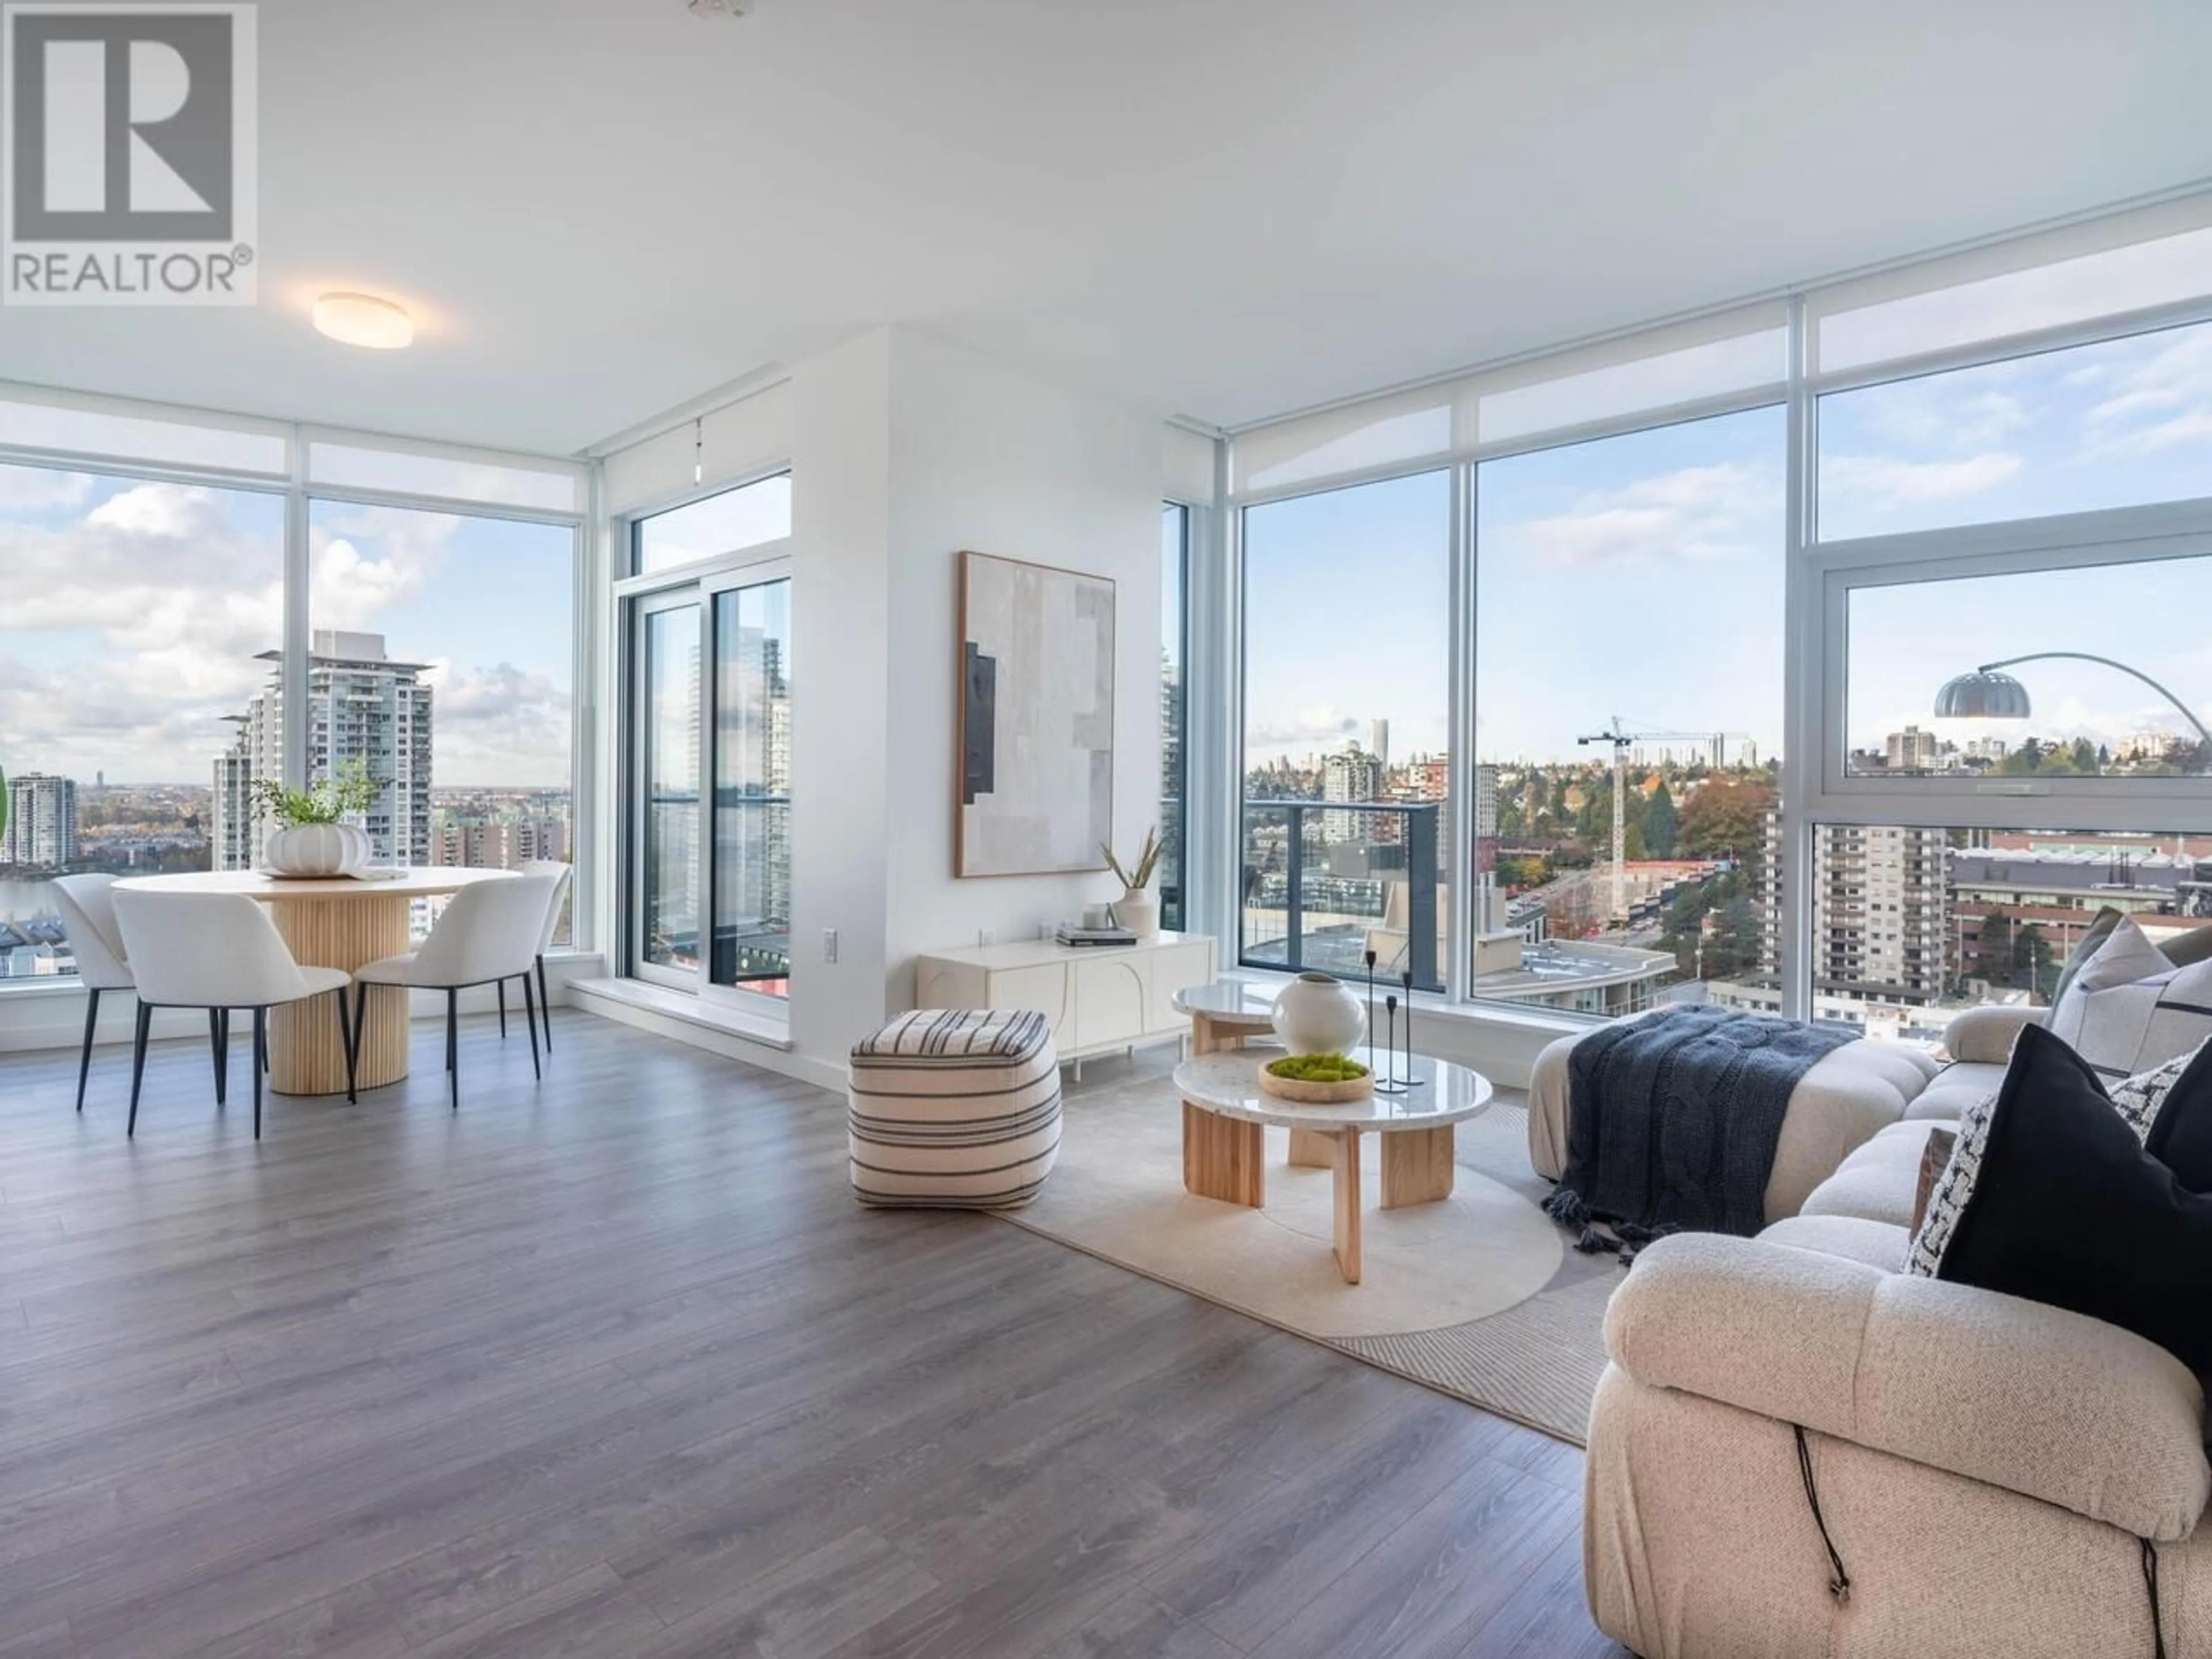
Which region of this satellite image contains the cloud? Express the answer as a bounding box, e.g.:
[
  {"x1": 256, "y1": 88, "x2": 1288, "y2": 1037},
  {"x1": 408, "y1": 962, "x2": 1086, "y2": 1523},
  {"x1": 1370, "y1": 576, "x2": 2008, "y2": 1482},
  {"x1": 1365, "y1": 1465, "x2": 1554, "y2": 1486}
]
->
[
  {"x1": 1865, "y1": 387, "x2": 2028, "y2": 451},
  {"x1": 1248, "y1": 708, "x2": 1361, "y2": 752},
  {"x1": 1822, "y1": 452, "x2": 2022, "y2": 507},
  {"x1": 420, "y1": 660, "x2": 571, "y2": 786},
  {"x1": 0, "y1": 467, "x2": 93, "y2": 512},
  {"x1": 309, "y1": 505, "x2": 460, "y2": 627},
  {"x1": 2082, "y1": 327, "x2": 2212, "y2": 459},
  {"x1": 1503, "y1": 461, "x2": 1775, "y2": 571},
  {"x1": 0, "y1": 481, "x2": 283, "y2": 777}
]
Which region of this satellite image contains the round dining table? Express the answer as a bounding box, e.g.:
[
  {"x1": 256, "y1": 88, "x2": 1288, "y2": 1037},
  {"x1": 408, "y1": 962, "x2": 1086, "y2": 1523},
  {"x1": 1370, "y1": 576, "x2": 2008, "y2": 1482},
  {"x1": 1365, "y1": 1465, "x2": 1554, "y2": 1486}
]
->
[{"x1": 112, "y1": 868, "x2": 524, "y2": 1097}]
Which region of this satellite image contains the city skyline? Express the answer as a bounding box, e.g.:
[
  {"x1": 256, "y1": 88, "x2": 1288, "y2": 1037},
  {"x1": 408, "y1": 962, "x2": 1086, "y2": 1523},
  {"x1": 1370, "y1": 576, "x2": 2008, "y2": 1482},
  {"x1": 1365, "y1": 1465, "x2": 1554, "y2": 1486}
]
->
[{"x1": 1241, "y1": 319, "x2": 2212, "y2": 772}]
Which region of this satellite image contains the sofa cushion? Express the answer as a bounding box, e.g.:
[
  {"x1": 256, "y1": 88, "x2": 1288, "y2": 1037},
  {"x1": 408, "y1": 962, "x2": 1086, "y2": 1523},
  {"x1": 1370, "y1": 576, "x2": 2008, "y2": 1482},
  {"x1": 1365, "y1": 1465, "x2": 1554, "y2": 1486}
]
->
[
  {"x1": 1801, "y1": 1120, "x2": 1946, "y2": 1229},
  {"x1": 1759, "y1": 1212, "x2": 1911, "y2": 1271},
  {"x1": 1607, "y1": 1231, "x2": 2211, "y2": 1541},
  {"x1": 1910, "y1": 1024, "x2": 2212, "y2": 1376},
  {"x1": 1900, "y1": 1059, "x2": 2007, "y2": 1123}
]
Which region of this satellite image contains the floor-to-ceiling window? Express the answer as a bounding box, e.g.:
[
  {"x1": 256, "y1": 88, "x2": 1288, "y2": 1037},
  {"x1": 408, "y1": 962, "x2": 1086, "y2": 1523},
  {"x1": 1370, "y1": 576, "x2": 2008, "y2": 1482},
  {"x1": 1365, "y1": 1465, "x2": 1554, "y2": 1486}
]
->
[
  {"x1": 0, "y1": 406, "x2": 586, "y2": 989},
  {"x1": 1211, "y1": 200, "x2": 2212, "y2": 1041},
  {"x1": 305, "y1": 500, "x2": 577, "y2": 938},
  {"x1": 1474, "y1": 407, "x2": 1786, "y2": 1017},
  {"x1": 0, "y1": 463, "x2": 283, "y2": 980},
  {"x1": 1160, "y1": 501, "x2": 1188, "y2": 931},
  {"x1": 626, "y1": 474, "x2": 794, "y2": 1007},
  {"x1": 1241, "y1": 470, "x2": 1452, "y2": 991}
]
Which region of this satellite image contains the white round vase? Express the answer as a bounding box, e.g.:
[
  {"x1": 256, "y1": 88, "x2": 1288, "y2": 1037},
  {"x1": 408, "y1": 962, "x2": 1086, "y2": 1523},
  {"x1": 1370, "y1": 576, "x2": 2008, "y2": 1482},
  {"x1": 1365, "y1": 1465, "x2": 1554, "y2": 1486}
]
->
[
  {"x1": 1271, "y1": 971, "x2": 1365, "y2": 1056},
  {"x1": 261, "y1": 822, "x2": 370, "y2": 878},
  {"x1": 1113, "y1": 887, "x2": 1160, "y2": 940}
]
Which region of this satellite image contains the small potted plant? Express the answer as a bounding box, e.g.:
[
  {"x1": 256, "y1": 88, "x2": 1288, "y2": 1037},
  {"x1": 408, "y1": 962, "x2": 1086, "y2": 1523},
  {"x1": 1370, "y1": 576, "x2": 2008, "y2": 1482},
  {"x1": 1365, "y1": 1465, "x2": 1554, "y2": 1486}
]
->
[
  {"x1": 251, "y1": 760, "x2": 381, "y2": 878},
  {"x1": 1100, "y1": 827, "x2": 1162, "y2": 940}
]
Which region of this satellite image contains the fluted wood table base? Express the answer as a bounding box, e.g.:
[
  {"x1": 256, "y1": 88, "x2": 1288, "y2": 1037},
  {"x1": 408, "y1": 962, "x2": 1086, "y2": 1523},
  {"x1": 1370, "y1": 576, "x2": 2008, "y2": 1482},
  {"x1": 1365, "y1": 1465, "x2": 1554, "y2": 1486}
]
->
[{"x1": 267, "y1": 893, "x2": 411, "y2": 1096}]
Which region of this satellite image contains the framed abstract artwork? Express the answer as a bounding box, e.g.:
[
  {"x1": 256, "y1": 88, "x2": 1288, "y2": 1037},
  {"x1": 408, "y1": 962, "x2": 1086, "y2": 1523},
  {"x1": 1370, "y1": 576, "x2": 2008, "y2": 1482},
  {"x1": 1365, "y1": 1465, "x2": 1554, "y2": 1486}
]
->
[{"x1": 956, "y1": 551, "x2": 1116, "y2": 878}]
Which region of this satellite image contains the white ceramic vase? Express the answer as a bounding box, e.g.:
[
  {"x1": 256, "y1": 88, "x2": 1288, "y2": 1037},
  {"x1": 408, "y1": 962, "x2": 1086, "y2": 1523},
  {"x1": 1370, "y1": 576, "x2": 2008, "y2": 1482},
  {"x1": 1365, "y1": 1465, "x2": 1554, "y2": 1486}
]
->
[
  {"x1": 262, "y1": 822, "x2": 370, "y2": 878},
  {"x1": 1272, "y1": 971, "x2": 1365, "y2": 1056},
  {"x1": 1113, "y1": 887, "x2": 1160, "y2": 940}
]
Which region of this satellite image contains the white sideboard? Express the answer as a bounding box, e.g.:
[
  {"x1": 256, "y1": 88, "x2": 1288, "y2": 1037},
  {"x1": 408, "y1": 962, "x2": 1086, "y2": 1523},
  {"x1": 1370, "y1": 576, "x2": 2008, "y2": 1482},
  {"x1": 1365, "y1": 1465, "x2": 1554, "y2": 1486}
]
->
[{"x1": 913, "y1": 931, "x2": 1217, "y2": 1069}]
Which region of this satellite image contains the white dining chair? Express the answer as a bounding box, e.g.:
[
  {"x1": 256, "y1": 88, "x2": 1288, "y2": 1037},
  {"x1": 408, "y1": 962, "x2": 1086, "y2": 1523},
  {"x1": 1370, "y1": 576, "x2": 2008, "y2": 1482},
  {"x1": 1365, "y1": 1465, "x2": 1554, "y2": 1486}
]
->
[
  {"x1": 109, "y1": 890, "x2": 356, "y2": 1139},
  {"x1": 50, "y1": 875, "x2": 135, "y2": 1115},
  {"x1": 519, "y1": 858, "x2": 574, "y2": 1056},
  {"x1": 350, "y1": 873, "x2": 560, "y2": 1111}
]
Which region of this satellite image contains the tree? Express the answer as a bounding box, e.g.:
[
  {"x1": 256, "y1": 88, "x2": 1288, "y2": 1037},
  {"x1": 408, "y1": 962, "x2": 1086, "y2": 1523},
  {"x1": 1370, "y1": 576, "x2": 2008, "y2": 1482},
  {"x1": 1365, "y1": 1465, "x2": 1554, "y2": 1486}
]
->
[
  {"x1": 1643, "y1": 780, "x2": 1679, "y2": 858},
  {"x1": 2098, "y1": 743, "x2": 2113, "y2": 770},
  {"x1": 1679, "y1": 780, "x2": 1774, "y2": 859},
  {"x1": 1623, "y1": 819, "x2": 1647, "y2": 862},
  {"x1": 2070, "y1": 737, "x2": 2098, "y2": 773},
  {"x1": 2011, "y1": 922, "x2": 2058, "y2": 999}
]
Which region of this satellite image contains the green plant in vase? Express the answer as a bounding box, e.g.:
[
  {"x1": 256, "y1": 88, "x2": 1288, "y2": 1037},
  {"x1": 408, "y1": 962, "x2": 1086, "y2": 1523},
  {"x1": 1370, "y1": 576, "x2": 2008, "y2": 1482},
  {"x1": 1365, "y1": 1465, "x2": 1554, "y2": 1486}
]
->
[{"x1": 252, "y1": 759, "x2": 382, "y2": 877}]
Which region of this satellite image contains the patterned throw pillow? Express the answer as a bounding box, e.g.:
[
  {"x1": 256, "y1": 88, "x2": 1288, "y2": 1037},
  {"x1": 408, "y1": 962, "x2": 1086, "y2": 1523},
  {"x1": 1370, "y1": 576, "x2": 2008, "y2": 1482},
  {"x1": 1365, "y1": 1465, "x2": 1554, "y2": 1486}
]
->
[
  {"x1": 2047, "y1": 915, "x2": 2212, "y2": 1081},
  {"x1": 1907, "y1": 1035, "x2": 2211, "y2": 1278},
  {"x1": 2109, "y1": 1037, "x2": 2211, "y2": 1138}
]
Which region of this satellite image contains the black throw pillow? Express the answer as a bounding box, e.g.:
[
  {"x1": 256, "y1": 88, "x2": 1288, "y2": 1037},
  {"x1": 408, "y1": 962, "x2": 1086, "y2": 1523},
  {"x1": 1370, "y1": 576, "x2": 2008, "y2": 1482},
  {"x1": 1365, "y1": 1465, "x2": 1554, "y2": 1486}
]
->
[
  {"x1": 2145, "y1": 1039, "x2": 2212, "y2": 1191},
  {"x1": 1939, "y1": 1023, "x2": 2212, "y2": 1376}
]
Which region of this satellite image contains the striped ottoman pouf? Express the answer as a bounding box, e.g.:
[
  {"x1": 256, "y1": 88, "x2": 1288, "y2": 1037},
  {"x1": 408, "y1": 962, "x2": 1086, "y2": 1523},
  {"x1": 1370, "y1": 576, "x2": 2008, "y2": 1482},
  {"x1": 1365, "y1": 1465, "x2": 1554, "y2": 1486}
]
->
[{"x1": 848, "y1": 1009, "x2": 1062, "y2": 1209}]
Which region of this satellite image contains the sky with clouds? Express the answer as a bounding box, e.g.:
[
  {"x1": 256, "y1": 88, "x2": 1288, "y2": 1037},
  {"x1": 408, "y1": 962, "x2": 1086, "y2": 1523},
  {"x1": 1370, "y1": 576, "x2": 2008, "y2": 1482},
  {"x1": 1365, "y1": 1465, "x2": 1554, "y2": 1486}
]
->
[
  {"x1": 1243, "y1": 319, "x2": 2212, "y2": 771},
  {"x1": 0, "y1": 475, "x2": 572, "y2": 788}
]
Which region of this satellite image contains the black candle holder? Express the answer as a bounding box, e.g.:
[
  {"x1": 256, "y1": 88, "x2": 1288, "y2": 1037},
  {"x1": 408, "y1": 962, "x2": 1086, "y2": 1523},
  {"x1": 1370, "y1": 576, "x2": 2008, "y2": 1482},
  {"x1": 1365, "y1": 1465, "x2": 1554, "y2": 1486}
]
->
[
  {"x1": 1374, "y1": 993, "x2": 1408, "y2": 1095},
  {"x1": 1397, "y1": 969, "x2": 1425, "y2": 1088},
  {"x1": 1363, "y1": 949, "x2": 1378, "y2": 1059}
]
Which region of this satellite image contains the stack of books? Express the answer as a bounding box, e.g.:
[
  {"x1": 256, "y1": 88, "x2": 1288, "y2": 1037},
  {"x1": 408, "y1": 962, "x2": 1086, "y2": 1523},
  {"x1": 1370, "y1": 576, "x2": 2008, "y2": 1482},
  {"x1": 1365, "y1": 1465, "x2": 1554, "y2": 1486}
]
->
[{"x1": 1055, "y1": 922, "x2": 1136, "y2": 948}]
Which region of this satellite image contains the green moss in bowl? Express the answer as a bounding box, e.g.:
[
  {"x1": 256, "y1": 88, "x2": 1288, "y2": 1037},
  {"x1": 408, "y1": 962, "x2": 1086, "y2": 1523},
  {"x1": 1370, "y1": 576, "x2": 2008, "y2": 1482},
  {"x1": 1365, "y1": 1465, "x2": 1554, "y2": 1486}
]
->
[{"x1": 1266, "y1": 1053, "x2": 1370, "y2": 1084}]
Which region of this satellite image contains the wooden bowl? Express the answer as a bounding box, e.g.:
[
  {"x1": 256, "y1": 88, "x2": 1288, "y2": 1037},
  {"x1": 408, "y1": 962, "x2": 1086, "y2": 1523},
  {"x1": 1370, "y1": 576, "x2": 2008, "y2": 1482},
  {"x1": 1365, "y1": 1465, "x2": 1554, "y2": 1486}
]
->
[{"x1": 1258, "y1": 1060, "x2": 1373, "y2": 1104}]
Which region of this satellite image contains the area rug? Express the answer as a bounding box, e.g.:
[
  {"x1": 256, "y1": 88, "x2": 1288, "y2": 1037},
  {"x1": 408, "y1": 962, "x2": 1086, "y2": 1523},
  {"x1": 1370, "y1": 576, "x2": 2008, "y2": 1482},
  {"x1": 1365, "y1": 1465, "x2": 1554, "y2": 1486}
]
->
[{"x1": 998, "y1": 1071, "x2": 1616, "y2": 1444}]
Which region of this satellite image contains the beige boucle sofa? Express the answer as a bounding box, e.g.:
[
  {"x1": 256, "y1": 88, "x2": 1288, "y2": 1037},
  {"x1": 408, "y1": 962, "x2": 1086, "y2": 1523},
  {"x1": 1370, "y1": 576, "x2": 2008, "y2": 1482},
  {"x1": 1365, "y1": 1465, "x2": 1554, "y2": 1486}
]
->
[
  {"x1": 1584, "y1": 1086, "x2": 2209, "y2": 1658},
  {"x1": 1528, "y1": 1002, "x2": 2046, "y2": 1224}
]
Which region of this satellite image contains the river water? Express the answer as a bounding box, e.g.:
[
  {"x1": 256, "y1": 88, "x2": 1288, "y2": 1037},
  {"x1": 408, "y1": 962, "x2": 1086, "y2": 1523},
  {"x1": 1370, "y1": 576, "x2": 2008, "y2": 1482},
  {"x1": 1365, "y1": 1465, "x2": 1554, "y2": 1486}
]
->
[{"x1": 0, "y1": 876, "x2": 58, "y2": 926}]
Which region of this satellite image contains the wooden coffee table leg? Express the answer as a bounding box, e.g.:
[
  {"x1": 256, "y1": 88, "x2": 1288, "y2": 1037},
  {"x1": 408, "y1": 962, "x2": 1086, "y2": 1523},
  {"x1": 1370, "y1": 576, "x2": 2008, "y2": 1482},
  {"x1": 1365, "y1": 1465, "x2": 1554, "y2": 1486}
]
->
[
  {"x1": 1381, "y1": 1124, "x2": 1456, "y2": 1209},
  {"x1": 1288, "y1": 1128, "x2": 1334, "y2": 1169},
  {"x1": 1183, "y1": 1103, "x2": 1264, "y2": 1207},
  {"x1": 1332, "y1": 1130, "x2": 1362, "y2": 1283}
]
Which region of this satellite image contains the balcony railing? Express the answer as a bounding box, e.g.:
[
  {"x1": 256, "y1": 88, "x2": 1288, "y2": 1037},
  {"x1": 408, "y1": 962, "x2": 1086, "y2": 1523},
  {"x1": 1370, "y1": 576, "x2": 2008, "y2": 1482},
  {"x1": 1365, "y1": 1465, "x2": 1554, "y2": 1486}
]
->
[{"x1": 1240, "y1": 799, "x2": 1442, "y2": 993}]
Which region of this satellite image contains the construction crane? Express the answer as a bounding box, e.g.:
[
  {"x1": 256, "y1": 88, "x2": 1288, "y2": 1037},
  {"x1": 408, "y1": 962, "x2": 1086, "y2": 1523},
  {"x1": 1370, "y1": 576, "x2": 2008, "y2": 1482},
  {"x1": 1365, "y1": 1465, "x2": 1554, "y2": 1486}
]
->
[{"x1": 1575, "y1": 718, "x2": 1752, "y2": 928}]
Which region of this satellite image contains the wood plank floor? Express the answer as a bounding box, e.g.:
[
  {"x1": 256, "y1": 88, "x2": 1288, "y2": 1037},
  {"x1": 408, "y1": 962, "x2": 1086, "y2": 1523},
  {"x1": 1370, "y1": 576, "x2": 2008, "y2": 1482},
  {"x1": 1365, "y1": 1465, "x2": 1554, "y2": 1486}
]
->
[{"x1": 0, "y1": 1012, "x2": 1623, "y2": 1659}]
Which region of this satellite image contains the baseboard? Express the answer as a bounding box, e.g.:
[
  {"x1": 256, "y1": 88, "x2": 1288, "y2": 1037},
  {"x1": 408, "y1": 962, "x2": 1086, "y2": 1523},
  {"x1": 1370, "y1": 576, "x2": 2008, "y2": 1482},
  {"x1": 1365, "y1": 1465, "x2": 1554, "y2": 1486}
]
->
[{"x1": 568, "y1": 978, "x2": 845, "y2": 1093}]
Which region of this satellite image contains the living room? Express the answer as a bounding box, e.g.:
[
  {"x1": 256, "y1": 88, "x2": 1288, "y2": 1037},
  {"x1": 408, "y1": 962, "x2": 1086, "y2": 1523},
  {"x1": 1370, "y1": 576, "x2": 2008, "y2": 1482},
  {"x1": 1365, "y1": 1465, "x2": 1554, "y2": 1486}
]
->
[{"x1": 1, "y1": 3, "x2": 2209, "y2": 1656}]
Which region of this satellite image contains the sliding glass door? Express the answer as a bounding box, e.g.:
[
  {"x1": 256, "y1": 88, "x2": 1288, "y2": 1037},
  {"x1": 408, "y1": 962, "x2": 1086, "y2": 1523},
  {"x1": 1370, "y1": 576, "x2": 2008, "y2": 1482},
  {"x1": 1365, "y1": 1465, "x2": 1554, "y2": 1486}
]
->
[{"x1": 628, "y1": 557, "x2": 793, "y2": 1006}]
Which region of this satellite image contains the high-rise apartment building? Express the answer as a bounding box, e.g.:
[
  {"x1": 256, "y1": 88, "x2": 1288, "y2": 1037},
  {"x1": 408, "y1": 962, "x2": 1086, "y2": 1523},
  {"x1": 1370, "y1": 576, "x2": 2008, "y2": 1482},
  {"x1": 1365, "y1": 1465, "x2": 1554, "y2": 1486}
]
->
[
  {"x1": 213, "y1": 632, "x2": 434, "y2": 870},
  {"x1": 1321, "y1": 743, "x2": 1384, "y2": 844},
  {"x1": 1475, "y1": 763, "x2": 1499, "y2": 841},
  {"x1": 1884, "y1": 726, "x2": 1941, "y2": 772},
  {"x1": 1760, "y1": 813, "x2": 1950, "y2": 1004},
  {"x1": 1369, "y1": 719, "x2": 1390, "y2": 774},
  {"x1": 1, "y1": 772, "x2": 78, "y2": 869}
]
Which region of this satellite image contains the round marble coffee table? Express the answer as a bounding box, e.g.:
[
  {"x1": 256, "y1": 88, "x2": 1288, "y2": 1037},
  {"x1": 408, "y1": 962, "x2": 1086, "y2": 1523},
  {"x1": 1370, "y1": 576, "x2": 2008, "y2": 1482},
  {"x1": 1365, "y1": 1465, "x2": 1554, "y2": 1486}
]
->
[
  {"x1": 1171, "y1": 1048, "x2": 1494, "y2": 1284},
  {"x1": 1170, "y1": 980, "x2": 1278, "y2": 1055}
]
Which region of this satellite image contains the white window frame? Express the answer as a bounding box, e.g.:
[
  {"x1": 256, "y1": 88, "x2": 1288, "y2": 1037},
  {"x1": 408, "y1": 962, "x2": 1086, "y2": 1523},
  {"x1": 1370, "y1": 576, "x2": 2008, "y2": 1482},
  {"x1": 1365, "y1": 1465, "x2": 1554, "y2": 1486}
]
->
[{"x1": 1806, "y1": 498, "x2": 2212, "y2": 832}]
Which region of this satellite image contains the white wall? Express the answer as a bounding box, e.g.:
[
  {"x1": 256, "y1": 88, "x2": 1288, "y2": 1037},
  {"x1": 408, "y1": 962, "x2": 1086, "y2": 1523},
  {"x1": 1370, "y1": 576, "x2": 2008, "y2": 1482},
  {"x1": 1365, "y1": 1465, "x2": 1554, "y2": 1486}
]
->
[
  {"x1": 785, "y1": 331, "x2": 895, "y2": 1066},
  {"x1": 776, "y1": 326, "x2": 1164, "y2": 1071},
  {"x1": 878, "y1": 329, "x2": 1165, "y2": 1011}
]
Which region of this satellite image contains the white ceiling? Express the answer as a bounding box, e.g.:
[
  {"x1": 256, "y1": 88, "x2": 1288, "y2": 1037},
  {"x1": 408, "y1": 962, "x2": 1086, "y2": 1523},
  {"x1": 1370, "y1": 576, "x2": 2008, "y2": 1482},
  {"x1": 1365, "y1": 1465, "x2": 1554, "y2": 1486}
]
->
[{"x1": 3, "y1": 0, "x2": 2210, "y2": 457}]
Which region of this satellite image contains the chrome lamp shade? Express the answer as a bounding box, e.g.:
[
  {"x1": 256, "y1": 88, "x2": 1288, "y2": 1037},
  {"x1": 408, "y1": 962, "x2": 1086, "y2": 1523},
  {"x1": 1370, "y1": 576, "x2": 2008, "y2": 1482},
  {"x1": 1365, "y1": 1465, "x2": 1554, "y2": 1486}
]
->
[{"x1": 1933, "y1": 669, "x2": 2032, "y2": 719}]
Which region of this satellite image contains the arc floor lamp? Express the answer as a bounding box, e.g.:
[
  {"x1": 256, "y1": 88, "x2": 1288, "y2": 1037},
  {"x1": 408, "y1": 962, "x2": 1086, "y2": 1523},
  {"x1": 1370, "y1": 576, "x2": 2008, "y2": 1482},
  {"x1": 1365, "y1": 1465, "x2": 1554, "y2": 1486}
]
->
[{"x1": 1934, "y1": 652, "x2": 2212, "y2": 752}]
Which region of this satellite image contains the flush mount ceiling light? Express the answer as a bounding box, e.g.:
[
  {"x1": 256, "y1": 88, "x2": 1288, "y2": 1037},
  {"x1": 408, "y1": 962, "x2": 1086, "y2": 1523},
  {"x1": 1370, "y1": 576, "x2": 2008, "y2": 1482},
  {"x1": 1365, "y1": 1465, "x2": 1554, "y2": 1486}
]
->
[{"x1": 312, "y1": 292, "x2": 413, "y2": 350}]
